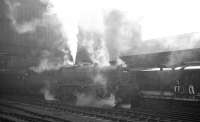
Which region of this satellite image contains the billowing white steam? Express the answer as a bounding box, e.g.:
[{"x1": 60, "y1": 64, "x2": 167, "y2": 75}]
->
[
  {"x1": 77, "y1": 10, "x2": 140, "y2": 66},
  {"x1": 6, "y1": 1, "x2": 139, "y2": 71},
  {"x1": 78, "y1": 29, "x2": 110, "y2": 67},
  {"x1": 116, "y1": 58, "x2": 127, "y2": 67},
  {"x1": 76, "y1": 93, "x2": 115, "y2": 107},
  {"x1": 6, "y1": 0, "x2": 200, "y2": 108},
  {"x1": 41, "y1": 87, "x2": 55, "y2": 101},
  {"x1": 40, "y1": 81, "x2": 56, "y2": 101},
  {"x1": 30, "y1": 50, "x2": 73, "y2": 73},
  {"x1": 30, "y1": 58, "x2": 72, "y2": 73},
  {"x1": 6, "y1": 1, "x2": 37, "y2": 33},
  {"x1": 6, "y1": 0, "x2": 200, "y2": 72},
  {"x1": 104, "y1": 10, "x2": 141, "y2": 61},
  {"x1": 48, "y1": 0, "x2": 79, "y2": 63},
  {"x1": 6, "y1": 0, "x2": 77, "y2": 73},
  {"x1": 93, "y1": 72, "x2": 107, "y2": 86}
]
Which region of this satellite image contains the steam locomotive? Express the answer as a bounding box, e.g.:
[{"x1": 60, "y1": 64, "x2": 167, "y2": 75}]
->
[
  {"x1": 1, "y1": 64, "x2": 200, "y2": 108},
  {"x1": 1, "y1": 55, "x2": 200, "y2": 112}
]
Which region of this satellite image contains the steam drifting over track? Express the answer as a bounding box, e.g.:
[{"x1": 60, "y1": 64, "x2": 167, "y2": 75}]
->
[{"x1": 1, "y1": 96, "x2": 200, "y2": 122}]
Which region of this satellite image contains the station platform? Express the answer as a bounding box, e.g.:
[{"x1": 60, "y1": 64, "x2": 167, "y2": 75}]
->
[{"x1": 141, "y1": 90, "x2": 200, "y2": 102}]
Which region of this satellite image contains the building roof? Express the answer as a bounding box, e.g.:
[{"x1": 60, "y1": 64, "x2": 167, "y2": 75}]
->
[{"x1": 121, "y1": 48, "x2": 200, "y2": 69}]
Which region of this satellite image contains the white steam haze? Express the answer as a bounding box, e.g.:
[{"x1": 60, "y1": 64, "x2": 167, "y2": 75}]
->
[
  {"x1": 93, "y1": 72, "x2": 107, "y2": 86},
  {"x1": 76, "y1": 93, "x2": 115, "y2": 107},
  {"x1": 47, "y1": 0, "x2": 200, "y2": 65},
  {"x1": 5, "y1": 0, "x2": 200, "y2": 71},
  {"x1": 40, "y1": 81, "x2": 56, "y2": 101},
  {"x1": 3, "y1": 0, "x2": 200, "y2": 104},
  {"x1": 41, "y1": 87, "x2": 55, "y2": 101}
]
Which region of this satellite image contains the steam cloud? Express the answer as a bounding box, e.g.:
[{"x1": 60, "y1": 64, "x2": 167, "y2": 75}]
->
[
  {"x1": 40, "y1": 80, "x2": 56, "y2": 101},
  {"x1": 41, "y1": 87, "x2": 55, "y2": 101},
  {"x1": 3, "y1": 0, "x2": 200, "y2": 71},
  {"x1": 76, "y1": 93, "x2": 115, "y2": 107},
  {"x1": 2, "y1": 0, "x2": 200, "y2": 106},
  {"x1": 74, "y1": 66, "x2": 115, "y2": 107},
  {"x1": 104, "y1": 10, "x2": 141, "y2": 61},
  {"x1": 5, "y1": 0, "x2": 74, "y2": 73}
]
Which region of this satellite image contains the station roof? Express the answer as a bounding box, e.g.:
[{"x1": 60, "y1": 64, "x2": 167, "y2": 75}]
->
[{"x1": 121, "y1": 48, "x2": 200, "y2": 69}]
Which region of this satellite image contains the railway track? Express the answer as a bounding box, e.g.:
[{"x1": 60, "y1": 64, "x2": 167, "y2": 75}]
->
[
  {"x1": 3, "y1": 99, "x2": 174, "y2": 122},
  {"x1": 43, "y1": 101, "x2": 200, "y2": 122},
  {"x1": 14, "y1": 99, "x2": 163, "y2": 122},
  {"x1": 134, "y1": 106, "x2": 200, "y2": 122},
  {"x1": 0, "y1": 102, "x2": 72, "y2": 122},
  {"x1": 0, "y1": 110, "x2": 54, "y2": 122},
  {"x1": 0, "y1": 98, "x2": 166, "y2": 122},
  {"x1": 2, "y1": 97, "x2": 199, "y2": 122}
]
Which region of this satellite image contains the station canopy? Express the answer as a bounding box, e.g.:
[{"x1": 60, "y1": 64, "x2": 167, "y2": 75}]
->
[
  {"x1": 120, "y1": 48, "x2": 200, "y2": 70},
  {"x1": 75, "y1": 48, "x2": 200, "y2": 70}
]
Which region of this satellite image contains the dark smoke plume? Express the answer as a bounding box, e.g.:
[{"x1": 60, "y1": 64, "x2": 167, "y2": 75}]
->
[{"x1": 3, "y1": 0, "x2": 73, "y2": 72}]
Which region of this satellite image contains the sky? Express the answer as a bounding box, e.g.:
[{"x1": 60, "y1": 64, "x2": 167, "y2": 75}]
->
[{"x1": 48, "y1": 0, "x2": 200, "y2": 40}]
